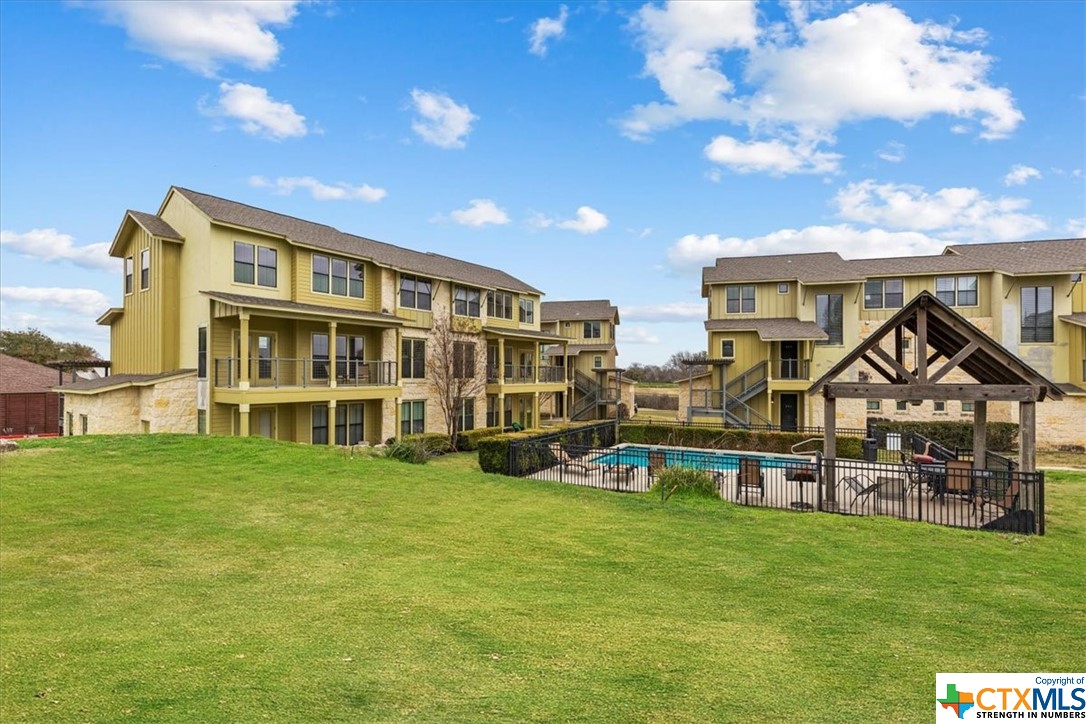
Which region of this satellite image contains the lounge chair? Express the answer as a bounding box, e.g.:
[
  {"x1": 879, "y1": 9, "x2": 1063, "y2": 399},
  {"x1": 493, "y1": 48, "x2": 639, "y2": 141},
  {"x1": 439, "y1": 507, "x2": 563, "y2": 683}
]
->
[
  {"x1": 547, "y1": 442, "x2": 600, "y2": 474},
  {"x1": 736, "y1": 458, "x2": 765, "y2": 501},
  {"x1": 842, "y1": 472, "x2": 881, "y2": 511}
]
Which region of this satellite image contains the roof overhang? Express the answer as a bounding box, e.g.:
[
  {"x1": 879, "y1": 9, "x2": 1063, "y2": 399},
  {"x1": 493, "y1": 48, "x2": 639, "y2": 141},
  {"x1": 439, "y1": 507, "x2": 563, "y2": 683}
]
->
[
  {"x1": 704, "y1": 318, "x2": 829, "y2": 341},
  {"x1": 202, "y1": 291, "x2": 403, "y2": 327},
  {"x1": 56, "y1": 369, "x2": 196, "y2": 395},
  {"x1": 97, "y1": 307, "x2": 124, "y2": 326},
  {"x1": 108, "y1": 211, "x2": 184, "y2": 257},
  {"x1": 483, "y1": 326, "x2": 566, "y2": 342},
  {"x1": 1059, "y1": 313, "x2": 1086, "y2": 329}
]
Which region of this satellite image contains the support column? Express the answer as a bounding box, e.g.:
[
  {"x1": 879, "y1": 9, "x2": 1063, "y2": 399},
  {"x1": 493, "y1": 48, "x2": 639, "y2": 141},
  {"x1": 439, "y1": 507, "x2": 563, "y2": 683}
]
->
[
  {"x1": 328, "y1": 400, "x2": 337, "y2": 446},
  {"x1": 328, "y1": 321, "x2": 338, "y2": 388},
  {"x1": 534, "y1": 343, "x2": 540, "y2": 384},
  {"x1": 498, "y1": 338, "x2": 505, "y2": 383},
  {"x1": 238, "y1": 402, "x2": 251, "y2": 437},
  {"x1": 1019, "y1": 400, "x2": 1036, "y2": 473},
  {"x1": 532, "y1": 391, "x2": 540, "y2": 430},
  {"x1": 239, "y1": 313, "x2": 250, "y2": 390},
  {"x1": 498, "y1": 392, "x2": 506, "y2": 429},
  {"x1": 823, "y1": 394, "x2": 837, "y2": 506},
  {"x1": 973, "y1": 400, "x2": 988, "y2": 470},
  {"x1": 393, "y1": 397, "x2": 401, "y2": 440}
]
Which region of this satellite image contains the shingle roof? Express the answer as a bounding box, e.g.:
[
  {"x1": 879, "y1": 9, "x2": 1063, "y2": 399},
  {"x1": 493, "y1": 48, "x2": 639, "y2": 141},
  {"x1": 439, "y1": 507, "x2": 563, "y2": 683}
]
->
[
  {"x1": 56, "y1": 370, "x2": 196, "y2": 393},
  {"x1": 202, "y1": 291, "x2": 403, "y2": 325},
  {"x1": 481, "y1": 326, "x2": 567, "y2": 341},
  {"x1": 127, "y1": 210, "x2": 183, "y2": 240},
  {"x1": 703, "y1": 239, "x2": 1086, "y2": 285},
  {"x1": 173, "y1": 187, "x2": 542, "y2": 294},
  {"x1": 703, "y1": 318, "x2": 829, "y2": 341},
  {"x1": 1060, "y1": 313, "x2": 1086, "y2": 328},
  {"x1": 540, "y1": 299, "x2": 618, "y2": 322},
  {"x1": 0, "y1": 354, "x2": 59, "y2": 394},
  {"x1": 543, "y1": 342, "x2": 616, "y2": 354}
]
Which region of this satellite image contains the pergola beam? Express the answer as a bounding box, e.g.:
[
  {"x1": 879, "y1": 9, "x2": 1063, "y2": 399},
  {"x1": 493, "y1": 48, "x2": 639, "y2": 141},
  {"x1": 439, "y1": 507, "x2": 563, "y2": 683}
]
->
[
  {"x1": 927, "y1": 341, "x2": 980, "y2": 385},
  {"x1": 860, "y1": 353, "x2": 898, "y2": 383},
  {"x1": 870, "y1": 345, "x2": 918, "y2": 383},
  {"x1": 822, "y1": 383, "x2": 1042, "y2": 402}
]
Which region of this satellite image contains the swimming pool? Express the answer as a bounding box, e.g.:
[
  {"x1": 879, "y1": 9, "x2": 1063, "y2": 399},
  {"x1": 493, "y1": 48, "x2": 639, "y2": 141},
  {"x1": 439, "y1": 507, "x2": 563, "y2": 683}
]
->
[{"x1": 590, "y1": 445, "x2": 808, "y2": 472}]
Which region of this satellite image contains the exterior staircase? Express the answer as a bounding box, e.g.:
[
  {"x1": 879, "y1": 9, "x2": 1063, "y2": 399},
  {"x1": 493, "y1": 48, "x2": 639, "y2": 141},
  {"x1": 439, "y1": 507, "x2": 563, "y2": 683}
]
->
[{"x1": 570, "y1": 370, "x2": 602, "y2": 421}]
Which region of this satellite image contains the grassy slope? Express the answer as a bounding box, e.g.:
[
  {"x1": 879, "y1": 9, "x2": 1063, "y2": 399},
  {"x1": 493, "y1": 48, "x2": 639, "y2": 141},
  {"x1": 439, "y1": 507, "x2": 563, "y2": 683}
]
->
[{"x1": 1, "y1": 436, "x2": 1083, "y2": 722}]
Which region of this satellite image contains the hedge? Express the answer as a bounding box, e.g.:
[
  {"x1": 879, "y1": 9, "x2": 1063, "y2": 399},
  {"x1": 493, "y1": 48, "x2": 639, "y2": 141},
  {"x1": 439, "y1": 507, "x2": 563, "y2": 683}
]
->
[
  {"x1": 872, "y1": 421, "x2": 1018, "y2": 453},
  {"x1": 620, "y1": 424, "x2": 864, "y2": 460},
  {"x1": 456, "y1": 426, "x2": 505, "y2": 452},
  {"x1": 477, "y1": 421, "x2": 618, "y2": 475}
]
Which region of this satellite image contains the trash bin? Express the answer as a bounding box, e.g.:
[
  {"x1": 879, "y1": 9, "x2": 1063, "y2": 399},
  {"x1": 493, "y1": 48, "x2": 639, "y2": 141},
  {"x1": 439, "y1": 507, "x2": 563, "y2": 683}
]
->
[{"x1": 863, "y1": 437, "x2": 878, "y2": 462}]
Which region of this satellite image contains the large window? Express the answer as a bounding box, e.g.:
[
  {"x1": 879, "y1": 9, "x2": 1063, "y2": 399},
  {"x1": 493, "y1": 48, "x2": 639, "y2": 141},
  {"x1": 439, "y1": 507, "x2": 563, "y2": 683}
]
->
[
  {"x1": 311, "y1": 405, "x2": 328, "y2": 445},
  {"x1": 488, "y1": 292, "x2": 513, "y2": 320},
  {"x1": 454, "y1": 286, "x2": 481, "y2": 317},
  {"x1": 197, "y1": 327, "x2": 207, "y2": 379},
  {"x1": 1020, "y1": 286, "x2": 1054, "y2": 343},
  {"x1": 401, "y1": 400, "x2": 425, "y2": 436},
  {"x1": 815, "y1": 294, "x2": 844, "y2": 345},
  {"x1": 124, "y1": 256, "x2": 134, "y2": 294},
  {"x1": 726, "y1": 285, "x2": 756, "y2": 314},
  {"x1": 399, "y1": 274, "x2": 432, "y2": 310},
  {"x1": 583, "y1": 321, "x2": 601, "y2": 339},
  {"x1": 140, "y1": 249, "x2": 150, "y2": 290},
  {"x1": 402, "y1": 339, "x2": 425, "y2": 379},
  {"x1": 453, "y1": 341, "x2": 476, "y2": 379},
  {"x1": 234, "y1": 242, "x2": 277, "y2": 287},
  {"x1": 456, "y1": 398, "x2": 475, "y2": 433},
  {"x1": 312, "y1": 333, "x2": 330, "y2": 379},
  {"x1": 519, "y1": 298, "x2": 534, "y2": 324},
  {"x1": 336, "y1": 335, "x2": 365, "y2": 379},
  {"x1": 313, "y1": 254, "x2": 363, "y2": 298},
  {"x1": 336, "y1": 403, "x2": 365, "y2": 446},
  {"x1": 935, "y1": 276, "x2": 978, "y2": 307},
  {"x1": 864, "y1": 279, "x2": 903, "y2": 309}
]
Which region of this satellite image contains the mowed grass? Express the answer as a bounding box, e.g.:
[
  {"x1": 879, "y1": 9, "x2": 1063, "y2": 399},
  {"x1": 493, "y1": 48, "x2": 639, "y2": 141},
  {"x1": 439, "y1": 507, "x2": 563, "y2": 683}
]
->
[{"x1": 1, "y1": 436, "x2": 1083, "y2": 722}]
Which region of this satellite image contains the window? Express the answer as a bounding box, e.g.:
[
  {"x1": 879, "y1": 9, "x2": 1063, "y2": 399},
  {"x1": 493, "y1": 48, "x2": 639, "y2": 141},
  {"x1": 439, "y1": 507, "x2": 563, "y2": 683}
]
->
[
  {"x1": 313, "y1": 255, "x2": 330, "y2": 293},
  {"x1": 720, "y1": 339, "x2": 735, "y2": 358},
  {"x1": 726, "y1": 285, "x2": 756, "y2": 314},
  {"x1": 864, "y1": 279, "x2": 903, "y2": 309},
  {"x1": 80, "y1": 414, "x2": 88, "y2": 435},
  {"x1": 311, "y1": 405, "x2": 329, "y2": 444},
  {"x1": 1021, "y1": 286, "x2": 1054, "y2": 343},
  {"x1": 895, "y1": 401, "x2": 908, "y2": 412},
  {"x1": 486, "y1": 396, "x2": 499, "y2": 427},
  {"x1": 519, "y1": 298, "x2": 534, "y2": 324},
  {"x1": 936, "y1": 276, "x2": 978, "y2": 307},
  {"x1": 401, "y1": 400, "x2": 425, "y2": 436},
  {"x1": 454, "y1": 286, "x2": 481, "y2": 317},
  {"x1": 124, "y1": 256, "x2": 134, "y2": 294},
  {"x1": 815, "y1": 294, "x2": 844, "y2": 345},
  {"x1": 140, "y1": 249, "x2": 150, "y2": 290},
  {"x1": 453, "y1": 341, "x2": 476, "y2": 379},
  {"x1": 488, "y1": 291, "x2": 513, "y2": 320},
  {"x1": 234, "y1": 242, "x2": 255, "y2": 284},
  {"x1": 456, "y1": 398, "x2": 475, "y2": 433},
  {"x1": 901, "y1": 337, "x2": 911, "y2": 350},
  {"x1": 961, "y1": 401, "x2": 975, "y2": 414},
  {"x1": 197, "y1": 327, "x2": 207, "y2": 379},
  {"x1": 778, "y1": 283, "x2": 789, "y2": 295},
  {"x1": 399, "y1": 274, "x2": 432, "y2": 310},
  {"x1": 583, "y1": 321, "x2": 601, "y2": 339},
  {"x1": 257, "y1": 247, "x2": 277, "y2": 287},
  {"x1": 336, "y1": 404, "x2": 365, "y2": 446},
  {"x1": 312, "y1": 254, "x2": 362, "y2": 297},
  {"x1": 312, "y1": 333, "x2": 330, "y2": 379},
  {"x1": 933, "y1": 401, "x2": 946, "y2": 413},
  {"x1": 593, "y1": 355, "x2": 603, "y2": 369},
  {"x1": 197, "y1": 409, "x2": 207, "y2": 435},
  {"x1": 336, "y1": 335, "x2": 365, "y2": 379},
  {"x1": 866, "y1": 400, "x2": 882, "y2": 412},
  {"x1": 402, "y1": 339, "x2": 425, "y2": 379}
]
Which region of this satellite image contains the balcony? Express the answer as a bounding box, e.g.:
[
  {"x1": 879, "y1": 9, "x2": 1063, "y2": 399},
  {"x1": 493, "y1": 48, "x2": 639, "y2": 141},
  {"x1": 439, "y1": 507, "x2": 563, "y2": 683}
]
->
[
  {"x1": 771, "y1": 358, "x2": 811, "y2": 381},
  {"x1": 486, "y1": 364, "x2": 567, "y2": 384},
  {"x1": 214, "y1": 358, "x2": 397, "y2": 389}
]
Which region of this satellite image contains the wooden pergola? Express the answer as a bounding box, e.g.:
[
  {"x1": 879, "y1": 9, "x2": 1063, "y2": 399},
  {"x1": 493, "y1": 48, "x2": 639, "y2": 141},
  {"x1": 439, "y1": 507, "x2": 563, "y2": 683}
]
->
[{"x1": 809, "y1": 292, "x2": 1062, "y2": 501}]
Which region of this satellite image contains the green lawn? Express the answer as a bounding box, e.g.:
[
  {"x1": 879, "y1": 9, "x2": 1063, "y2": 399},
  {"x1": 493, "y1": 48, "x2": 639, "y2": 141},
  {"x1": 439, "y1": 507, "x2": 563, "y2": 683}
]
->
[{"x1": 2, "y1": 436, "x2": 1083, "y2": 722}]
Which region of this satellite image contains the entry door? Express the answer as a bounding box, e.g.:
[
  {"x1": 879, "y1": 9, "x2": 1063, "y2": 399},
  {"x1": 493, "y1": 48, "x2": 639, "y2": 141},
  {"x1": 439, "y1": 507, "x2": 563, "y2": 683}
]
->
[
  {"x1": 336, "y1": 403, "x2": 365, "y2": 446},
  {"x1": 779, "y1": 341, "x2": 799, "y2": 379},
  {"x1": 237, "y1": 333, "x2": 275, "y2": 383},
  {"x1": 780, "y1": 394, "x2": 799, "y2": 432},
  {"x1": 253, "y1": 408, "x2": 275, "y2": 438}
]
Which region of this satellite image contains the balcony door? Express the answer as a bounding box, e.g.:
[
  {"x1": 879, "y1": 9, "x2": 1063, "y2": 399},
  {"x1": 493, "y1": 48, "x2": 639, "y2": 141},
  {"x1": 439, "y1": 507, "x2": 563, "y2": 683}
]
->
[
  {"x1": 780, "y1": 394, "x2": 798, "y2": 432},
  {"x1": 779, "y1": 340, "x2": 799, "y2": 379},
  {"x1": 236, "y1": 332, "x2": 276, "y2": 385}
]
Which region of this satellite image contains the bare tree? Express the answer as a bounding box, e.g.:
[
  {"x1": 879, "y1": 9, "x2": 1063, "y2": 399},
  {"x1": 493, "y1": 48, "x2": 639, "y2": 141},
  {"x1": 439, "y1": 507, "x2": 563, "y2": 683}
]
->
[{"x1": 427, "y1": 315, "x2": 485, "y2": 450}]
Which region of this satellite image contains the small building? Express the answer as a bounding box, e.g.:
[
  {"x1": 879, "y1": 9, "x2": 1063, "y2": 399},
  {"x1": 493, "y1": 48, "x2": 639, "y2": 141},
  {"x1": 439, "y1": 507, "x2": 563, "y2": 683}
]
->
[{"x1": 0, "y1": 353, "x2": 60, "y2": 436}]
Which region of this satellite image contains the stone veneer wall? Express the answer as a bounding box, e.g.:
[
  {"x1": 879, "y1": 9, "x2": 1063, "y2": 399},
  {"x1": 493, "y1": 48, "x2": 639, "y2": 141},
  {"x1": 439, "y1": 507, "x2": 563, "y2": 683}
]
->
[{"x1": 64, "y1": 375, "x2": 197, "y2": 435}]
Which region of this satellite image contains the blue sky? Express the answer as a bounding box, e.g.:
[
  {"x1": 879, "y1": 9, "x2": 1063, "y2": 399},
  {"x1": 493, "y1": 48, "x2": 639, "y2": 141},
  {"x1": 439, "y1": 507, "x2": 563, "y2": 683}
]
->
[{"x1": 1, "y1": 0, "x2": 1083, "y2": 364}]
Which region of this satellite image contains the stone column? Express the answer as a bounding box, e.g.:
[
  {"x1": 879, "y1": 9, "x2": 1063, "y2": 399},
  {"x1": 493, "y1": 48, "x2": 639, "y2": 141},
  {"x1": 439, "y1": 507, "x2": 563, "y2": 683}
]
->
[{"x1": 238, "y1": 402, "x2": 250, "y2": 436}]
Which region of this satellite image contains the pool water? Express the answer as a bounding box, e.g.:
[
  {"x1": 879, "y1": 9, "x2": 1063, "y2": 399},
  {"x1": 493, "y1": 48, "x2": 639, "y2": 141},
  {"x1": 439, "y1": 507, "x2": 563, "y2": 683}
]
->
[{"x1": 590, "y1": 445, "x2": 805, "y2": 471}]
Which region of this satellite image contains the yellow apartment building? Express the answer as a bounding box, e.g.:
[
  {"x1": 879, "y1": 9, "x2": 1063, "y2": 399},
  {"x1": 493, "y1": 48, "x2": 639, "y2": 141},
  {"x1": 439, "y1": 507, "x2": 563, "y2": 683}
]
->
[
  {"x1": 678, "y1": 238, "x2": 1086, "y2": 449},
  {"x1": 60, "y1": 187, "x2": 569, "y2": 444}
]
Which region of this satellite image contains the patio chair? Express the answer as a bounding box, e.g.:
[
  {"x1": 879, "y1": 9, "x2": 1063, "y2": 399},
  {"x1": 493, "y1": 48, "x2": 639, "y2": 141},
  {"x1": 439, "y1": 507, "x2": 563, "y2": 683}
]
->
[
  {"x1": 943, "y1": 460, "x2": 976, "y2": 503},
  {"x1": 735, "y1": 458, "x2": 765, "y2": 501},
  {"x1": 842, "y1": 472, "x2": 881, "y2": 511},
  {"x1": 974, "y1": 472, "x2": 1021, "y2": 522},
  {"x1": 547, "y1": 442, "x2": 600, "y2": 474}
]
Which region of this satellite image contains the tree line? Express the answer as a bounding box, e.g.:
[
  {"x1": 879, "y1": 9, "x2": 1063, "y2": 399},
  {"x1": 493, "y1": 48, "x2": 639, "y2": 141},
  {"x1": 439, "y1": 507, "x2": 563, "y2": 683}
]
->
[
  {"x1": 623, "y1": 351, "x2": 708, "y2": 383},
  {"x1": 0, "y1": 328, "x2": 101, "y2": 365}
]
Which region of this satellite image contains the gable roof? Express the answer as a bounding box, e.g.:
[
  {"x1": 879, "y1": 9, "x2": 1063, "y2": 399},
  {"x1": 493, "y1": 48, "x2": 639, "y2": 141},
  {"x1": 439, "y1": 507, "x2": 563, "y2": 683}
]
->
[
  {"x1": 0, "y1": 354, "x2": 58, "y2": 394},
  {"x1": 127, "y1": 210, "x2": 183, "y2": 240},
  {"x1": 169, "y1": 187, "x2": 542, "y2": 295},
  {"x1": 703, "y1": 238, "x2": 1086, "y2": 288},
  {"x1": 540, "y1": 299, "x2": 619, "y2": 323}
]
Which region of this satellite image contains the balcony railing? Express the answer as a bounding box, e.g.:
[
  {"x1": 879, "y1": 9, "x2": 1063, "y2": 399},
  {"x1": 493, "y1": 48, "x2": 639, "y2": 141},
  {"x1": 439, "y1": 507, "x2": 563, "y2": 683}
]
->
[
  {"x1": 771, "y1": 358, "x2": 811, "y2": 381},
  {"x1": 214, "y1": 358, "x2": 397, "y2": 389},
  {"x1": 486, "y1": 364, "x2": 567, "y2": 384}
]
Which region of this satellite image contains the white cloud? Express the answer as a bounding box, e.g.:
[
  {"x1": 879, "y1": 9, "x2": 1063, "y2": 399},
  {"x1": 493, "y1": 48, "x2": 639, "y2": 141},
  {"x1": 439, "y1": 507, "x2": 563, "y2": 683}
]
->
[
  {"x1": 834, "y1": 180, "x2": 1048, "y2": 241},
  {"x1": 527, "y1": 212, "x2": 554, "y2": 230},
  {"x1": 249, "y1": 175, "x2": 386, "y2": 201},
  {"x1": 704, "y1": 135, "x2": 841, "y2": 175},
  {"x1": 617, "y1": 326, "x2": 661, "y2": 345},
  {"x1": 448, "y1": 199, "x2": 510, "y2": 227},
  {"x1": 88, "y1": 0, "x2": 300, "y2": 77},
  {"x1": 704, "y1": 168, "x2": 722, "y2": 183},
  {"x1": 206, "y1": 82, "x2": 307, "y2": 140},
  {"x1": 558, "y1": 206, "x2": 609, "y2": 234},
  {"x1": 1003, "y1": 164, "x2": 1042, "y2": 186},
  {"x1": 409, "y1": 89, "x2": 477, "y2": 149},
  {"x1": 621, "y1": 1, "x2": 1023, "y2": 162},
  {"x1": 0, "y1": 229, "x2": 116, "y2": 271},
  {"x1": 877, "y1": 141, "x2": 906, "y2": 163},
  {"x1": 1065, "y1": 218, "x2": 1086, "y2": 237},
  {"x1": 529, "y1": 5, "x2": 569, "y2": 57},
  {"x1": 0, "y1": 286, "x2": 111, "y2": 312},
  {"x1": 623, "y1": 302, "x2": 705, "y2": 322},
  {"x1": 638, "y1": 227, "x2": 653, "y2": 239},
  {"x1": 666, "y1": 226, "x2": 947, "y2": 274}
]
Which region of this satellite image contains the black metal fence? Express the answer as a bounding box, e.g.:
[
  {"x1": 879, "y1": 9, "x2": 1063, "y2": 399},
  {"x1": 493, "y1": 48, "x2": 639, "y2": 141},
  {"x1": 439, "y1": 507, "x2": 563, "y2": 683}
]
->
[
  {"x1": 506, "y1": 439, "x2": 1044, "y2": 535},
  {"x1": 507, "y1": 421, "x2": 617, "y2": 478}
]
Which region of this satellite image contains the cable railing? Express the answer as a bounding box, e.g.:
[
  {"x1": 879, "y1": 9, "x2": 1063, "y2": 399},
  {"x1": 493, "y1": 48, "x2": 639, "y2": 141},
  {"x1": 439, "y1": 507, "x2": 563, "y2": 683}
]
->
[{"x1": 213, "y1": 358, "x2": 397, "y2": 388}]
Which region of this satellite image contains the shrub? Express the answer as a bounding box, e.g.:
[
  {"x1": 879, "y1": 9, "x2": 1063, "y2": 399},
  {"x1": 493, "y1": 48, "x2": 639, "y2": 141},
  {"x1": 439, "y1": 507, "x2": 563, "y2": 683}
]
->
[
  {"x1": 477, "y1": 421, "x2": 618, "y2": 476},
  {"x1": 873, "y1": 421, "x2": 1018, "y2": 452},
  {"x1": 635, "y1": 392, "x2": 679, "y2": 411},
  {"x1": 456, "y1": 427, "x2": 504, "y2": 452},
  {"x1": 384, "y1": 433, "x2": 452, "y2": 464},
  {"x1": 653, "y1": 466, "x2": 718, "y2": 501}
]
